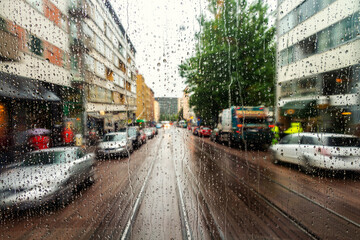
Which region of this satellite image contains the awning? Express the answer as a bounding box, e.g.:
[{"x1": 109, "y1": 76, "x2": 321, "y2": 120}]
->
[
  {"x1": 136, "y1": 119, "x2": 146, "y2": 123},
  {"x1": 281, "y1": 100, "x2": 317, "y2": 118},
  {"x1": 0, "y1": 71, "x2": 60, "y2": 102}
]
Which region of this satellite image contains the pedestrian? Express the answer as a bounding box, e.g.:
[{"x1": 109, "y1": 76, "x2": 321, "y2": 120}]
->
[{"x1": 271, "y1": 123, "x2": 281, "y2": 145}]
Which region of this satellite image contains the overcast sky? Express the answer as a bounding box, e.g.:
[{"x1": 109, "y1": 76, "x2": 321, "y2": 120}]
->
[{"x1": 110, "y1": 0, "x2": 276, "y2": 98}]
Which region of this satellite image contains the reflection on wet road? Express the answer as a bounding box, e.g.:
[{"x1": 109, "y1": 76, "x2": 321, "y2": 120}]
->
[{"x1": 1, "y1": 127, "x2": 359, "y2": 239}]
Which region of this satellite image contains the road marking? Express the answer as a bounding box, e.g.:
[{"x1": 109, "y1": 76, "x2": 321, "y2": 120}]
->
[
  {"x1": 120, "y1": 137, "x2": 162, "y2": 240},
  {"x1": 171, "y1": 130, "x2": 192, "y2": 240}
]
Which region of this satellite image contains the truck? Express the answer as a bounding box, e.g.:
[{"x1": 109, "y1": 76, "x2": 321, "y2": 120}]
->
[{"x1": 213, "y1": 106, "x2": 273, "y2": 150}]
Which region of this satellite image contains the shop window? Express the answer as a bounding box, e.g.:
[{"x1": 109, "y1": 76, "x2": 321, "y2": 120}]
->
[
  {"x1": 28, "y1": 35, "x2": 43, "y2": 56},
  {"x1": 322, "y1": 68, "x2": 351, "y2": 95},
  {"x1": 280, "y1": 81, "x2": 293, "y2": 98},
  {"x1": 297, "y1": 77, "x2": 317, "y2": 96}
]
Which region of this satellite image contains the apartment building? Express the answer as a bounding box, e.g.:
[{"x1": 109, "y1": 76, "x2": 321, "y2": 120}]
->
[
  {"x1": 276, "y1": 0, "x2": 360, "y2": 134},
  {"x1": 0, "y1": 0, "x2": 76, "y2": 154},
  {"x1": 70, "y1": 0, "x2": 137, "y2": 133},
  {"x1": 136, "y1": 74, "x2": 154, "y2": 122}
]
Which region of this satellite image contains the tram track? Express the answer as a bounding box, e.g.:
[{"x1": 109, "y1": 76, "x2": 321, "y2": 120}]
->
[{"x1": 186, "y1": 131, "x2": 360, "y2": 239}]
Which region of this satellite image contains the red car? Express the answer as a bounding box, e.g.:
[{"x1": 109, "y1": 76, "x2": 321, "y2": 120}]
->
[{"x1": 198, "y1": 127, "x2": 211, "y2": 137}]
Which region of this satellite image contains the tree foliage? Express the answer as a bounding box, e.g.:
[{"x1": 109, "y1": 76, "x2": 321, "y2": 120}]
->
[{"x1": 179, "y1": 0, "x2": 275, "y2": 126}]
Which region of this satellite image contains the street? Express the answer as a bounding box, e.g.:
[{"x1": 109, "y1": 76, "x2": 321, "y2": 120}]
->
[{"x1": 1, "y1": 127, "x2": 360, "y2": 239}]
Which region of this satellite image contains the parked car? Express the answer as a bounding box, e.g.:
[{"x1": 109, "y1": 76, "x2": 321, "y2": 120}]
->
[
  {"x1": 156, "y1": 123, "x2": 163, "y2": 129},
  {"x1": 96, "y1": 132, "x2": 133, "y2": 159},
  {"x1": 270, "y1": 133, "x2": 360, "y2": 172},
  {"x1": 140, "y1": 130, "x2": 147, "y2": 144},
  {"x1": 119, "y1": 127, "x2": 142, "y2": 149},
  {"x1": 198, "y1": 127, "x2": 212, "y2": 137},
  {"x1": 152, "y1": 127, "x2": 158, "y2": 135},
  {"x1": 210, "y1": 128, "x2": 220, "y2": 142},
  {"x1": 0, "y1": 147, "x2": 95, "y2": 211},
  {"x1": 144, "y1": 128, "x2": 154, "y2": 139}
]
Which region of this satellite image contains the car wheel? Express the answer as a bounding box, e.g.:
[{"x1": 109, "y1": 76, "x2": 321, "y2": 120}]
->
[
  {"x1": 300, "y1": 156, "x2": 314, "y2": 174},
  {"x1": 271, "y1": 152, "x2": 279, "y2": 164}
]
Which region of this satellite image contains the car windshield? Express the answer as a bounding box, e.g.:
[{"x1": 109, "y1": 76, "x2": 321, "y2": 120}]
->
[
  {"x1": 103, "y1": 134, "x2": 126, "y2": 142},
  {"x1": 22, "y1": 150, "x2": 75, "y2": 166},
  {"x1": 325, "y1": 137, "x2": 360, "y2": 147},
  {"x1": 238, "y1": 118, "x2": 267, "y2": 124}
]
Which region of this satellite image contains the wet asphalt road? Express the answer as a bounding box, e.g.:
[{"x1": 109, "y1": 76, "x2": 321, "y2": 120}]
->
[{"x1": 1, "y1": 127, "x2": 360, "y2": 239}]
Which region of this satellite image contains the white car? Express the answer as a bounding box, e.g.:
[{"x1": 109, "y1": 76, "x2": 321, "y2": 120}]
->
[
  {"x1": 97, "y1": 132, "x2": 133, "y2": 159},
  {"x1": 270, "y1": 133, "x2": 360, "y2": 172},
  {"x1": 0, "y1": 147, "x2": 95, "y2": 211}
]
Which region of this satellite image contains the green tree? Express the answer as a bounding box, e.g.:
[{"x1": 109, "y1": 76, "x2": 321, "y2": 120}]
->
[{"x1": 179, "y1": 0, "x2": 275, "y2": 125}]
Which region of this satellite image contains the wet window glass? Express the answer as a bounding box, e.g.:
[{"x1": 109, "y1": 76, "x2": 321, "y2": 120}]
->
[{"x1": 1, "y1": 0, "x2": 360, "y2": 239}]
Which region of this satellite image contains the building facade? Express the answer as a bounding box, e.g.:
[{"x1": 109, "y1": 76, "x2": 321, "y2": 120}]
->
[
  {"x1": 155, "y1": 97, "x2": 178, "y2": 117},
  {"x1": 72, "y1": 0, "x2": 137, "y2": 133},
  {"x1": 0, "y1": 0, "x2": 138, "y2": 163},
  {"x1": 276, "y1": 0, "x2": 360, "y2": 134},
  {"x1": 136, "y1": 74, "x2": 154, "y2": 122},
  {"x1": 178, "y1": 86, "x2": 195, "y2": 121},
  {"x1": 0, "y1": 0, "x2": 75, "y2": 160},
  {"x1": 154, "y1": 100, "x2": 160, "y2": 123}
]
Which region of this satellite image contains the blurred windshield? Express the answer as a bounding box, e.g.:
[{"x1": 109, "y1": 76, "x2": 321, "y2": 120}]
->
[
  {"x1": 22, "y1": 151, "x2": 75, "y2": 166},
  {"x1": 103, "y1": 134, "x2": 126, "y2": 142}
]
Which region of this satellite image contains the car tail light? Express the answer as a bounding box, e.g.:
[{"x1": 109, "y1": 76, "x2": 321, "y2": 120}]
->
[
  {"x1": 237, "y1": 124, "x2": 243, "y2": 128},
  {"x1": 268, "y1": 125, "x2": 274, "y2": 128}
]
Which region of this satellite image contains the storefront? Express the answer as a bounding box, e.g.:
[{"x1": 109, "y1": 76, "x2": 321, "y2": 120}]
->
[{"x1": 0, "y1": 72, "x2": 63, "y2": 164}]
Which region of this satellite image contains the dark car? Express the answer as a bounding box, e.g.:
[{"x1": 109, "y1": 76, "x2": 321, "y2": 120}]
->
[{"x1": 119, "y1": 127, "x2": 142, "y2": 149}]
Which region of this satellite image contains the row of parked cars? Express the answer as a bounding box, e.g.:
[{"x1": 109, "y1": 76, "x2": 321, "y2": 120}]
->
[
  {"x1": 0, "y1": 126, "x2": 158, "y2": 213},
  {"x1": 187, "y1": 125, "x2": 360, "y2": 173},
  {"x1": 96, "y1": 126, "x2": 158, "y2": 159}
]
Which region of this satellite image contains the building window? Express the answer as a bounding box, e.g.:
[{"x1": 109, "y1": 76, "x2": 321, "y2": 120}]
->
[
  {"x1": 85, "y1": 54, "x2": 95, "y2": 72},
  {"x1": 95, "y1": 9, "x2": 104, "y2": 31},
  {"x1": 82, "y1": 23, "x2": 93, "y2": 38},
  {"x1": 28, "y1": 35, "x2": 43, "y2": 56},
  {"x1": 96, "y1": 61, "x2": 105, "y2": 78},
  {"x1": 96, "y1": 35, "x2": 104, "y2": 54},
  {"x1": 27, "y1": 0, "x2": 43, "y2": 13},
  {"x1": 106, "y1": 67, "x2": 114, "y2": 81}
]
